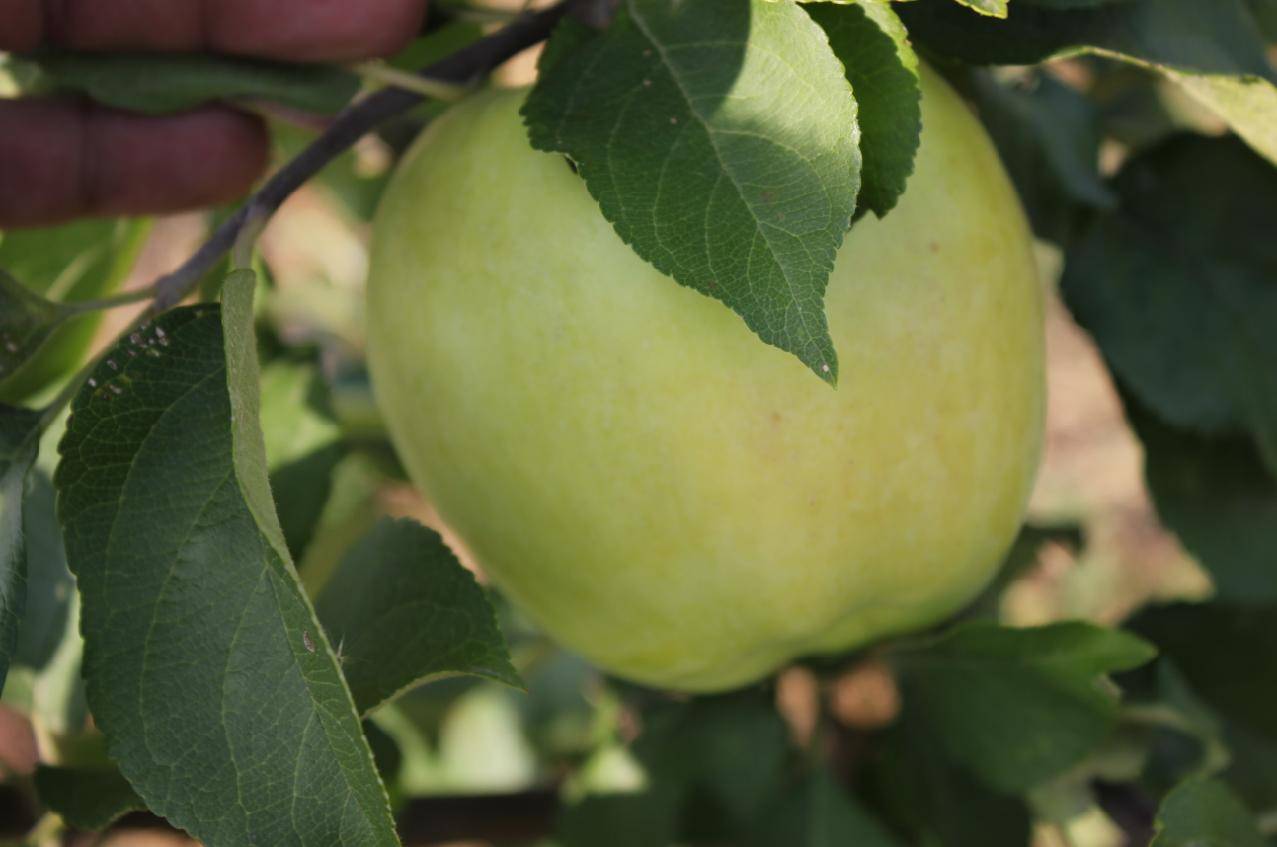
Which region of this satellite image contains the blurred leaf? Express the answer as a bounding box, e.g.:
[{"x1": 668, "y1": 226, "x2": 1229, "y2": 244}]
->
[
  {"x1": 362, "y1": 719, "x2": 403, "y2": 789},
  {"x1": 959, "y1": 69, "x2": 1114, "y2": 243},
  {"x1": 260, "y1": 357, "x2": 345, "y2": 559},
  {"x1": 34, "y1": 765, "x2": 145, "y2": 831},
  {"x1": 864, "y1": 716, "x2": 1033, "y2": 847},
  {"x1": 55, "y1": 273, "x2": 397, "y2": 846},
  {"x1": 559, "y1": 791, "x2": 679, "y2": 847},
  {"x1": 0, "y1": 219, "x2": 150, "y2": 403},
  {"x1": 388, "y1": 21, "x2": 485, "y2": 72},
  {"x1": 12, "y1": 471, "x2": 74, "y2": 671},
  {"x1": 1151, "y1": 778, "x2": 1266, "y2": 847},
  {"x1": 1223, "y1": 723, "x2": 1277, "y2": 810},
  {"x1": 1020, "y1": 0, "x2": 1143, "y2": 6},
  {"x1": 34, "y1": 52, "x2": 359, "y2": 114},
  {"x1": 524, "y1": 0, "x2": 861, "y2": 384},
  {"x1": 1063, "y1": 136, "x2": 1277, "y2": 476},
  {"x1": 0, "y1": 405, "x2": 41, "y2": 692},
  {"x1": 30, "y1": 590, "x2": 87, "y2": 738},
  {"x1": 806, "y1": 0, "x2": 920, "y2": 216},
  {"x1": 0, "y1": 270, "x2": 65, "y2": 386},
  {"x1": 315, "y1": 518, "x2": 520, "y2": 715},
  {"x1": 561, "y1": 690, "x2": 792, "y2": 845},
  {"x1": 897, "y1": 620, "x2": 1156, "y2": 792},
  {"x1": 1126, "y1": 401, "x2": 1277, "y2": 602},
  {"x1": 750, "y1": 770, "x2": 903, "y2": 847},
  {"x1": 898, "y1": 0, "x2": 1277, "y2": 166},
  {"x1": 296, "y1": 453, "x2": 387, "y2": 593},
  {"x1": 1252, "y1": 0, "x2": 1277, "y2": 39},
  {"x1": 1130, "y1": 604, "x2": 1277, "y2": 742},
  {"x1": 949, "y1": 0, "x2": 1007, "y2": 17}
]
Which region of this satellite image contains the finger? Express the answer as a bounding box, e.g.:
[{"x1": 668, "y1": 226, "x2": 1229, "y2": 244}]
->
[
  {"x1": 0, "y1": 0, "x2": 427, "y2": 61},
  {"x1": 0, "y1": 99, "x2": 268, "y2": 229}
]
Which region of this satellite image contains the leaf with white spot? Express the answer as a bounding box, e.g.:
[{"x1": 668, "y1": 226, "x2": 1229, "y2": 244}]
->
[{"x1": 56, "y1": 271, "x2": 399, "y2": 846}]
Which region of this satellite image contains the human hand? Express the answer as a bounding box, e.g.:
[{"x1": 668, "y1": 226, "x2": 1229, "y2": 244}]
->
[{"x1": 0, "y1": 0, "x2": 428, "y2": 228}]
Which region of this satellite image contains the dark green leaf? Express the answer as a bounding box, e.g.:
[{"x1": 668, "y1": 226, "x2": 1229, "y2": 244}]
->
[
  {"x1": 0, "y1": 404, "x2": 41, "y2": 692},
  {"x1": 897, "y1": 620, "x2": 1156, "y2": 791},
  {"x1": 560, "y1": 691, "x2": 793, "y2": 845},
  {"x1": 34, "y1": 52, "x2": 360, "y2": 114},
  {"x1": 806, "y1": 0, "x2": 920, "y2": 216},
  {"x1": 959, "y1": 69, "x2": 1113, "y2": 243},
  {"x1": 898, "y1": 0, "x2": 1277, "y2": 165},
  {"x1": 55, "y1": 273, "x2": 398, "y2": 846},
  {"x1": 34, "y1": 765, "x2": 145, "y2": 831},
  {"x1": 0, "y1": 270, "x2": 66, "y2": 386},
  {"x1": 864, "y1": 717, "x2": 1032, "y2": 847},
  {"x1": 1252, "y1": 0, "x2": 1277, "y2": 40},
  {"x1": 1063, "y1": 136, "x2": 1277, "y2": 476},
  {"x1": 315, "y1": 518, "x2": 521, "y2": 715},
  {"x1": 535, "y1": 17, "x2": 598, "y2": 77},
  {"x1": 1224, "y1": 722, "x2": 1277, "y2": 810},
  {"x1": 524, "y1": 0, "x2": 861, "y2": 383},
  {"x1": 1130, "y1": 604, "x2": 1277, "y2": 741},
  {"x1": 750, "y1": 770, "x2": 902, "y2": 847},
  {"x1": 559, "y1": 791, "x2": 680, "y2": 847},
  {"x1": 0, "y1": 219, "x2": 150, "y2": 403},
  {"x1": 1126, "y1": 402, "x2": 1277, "y2": 603},
  {"x1": 1151, "y1": 778, "x2": 1265, "y2": 847}
]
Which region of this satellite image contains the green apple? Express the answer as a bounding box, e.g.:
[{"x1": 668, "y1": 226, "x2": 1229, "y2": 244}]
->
[{"x1": 366, "y1": 65, "x2": 1044, "y2": 692}]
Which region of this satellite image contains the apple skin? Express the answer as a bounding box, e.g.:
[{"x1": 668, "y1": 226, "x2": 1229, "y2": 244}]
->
[{"x1": 366, "y1": 65, "x2": 1044, "y2": 693}]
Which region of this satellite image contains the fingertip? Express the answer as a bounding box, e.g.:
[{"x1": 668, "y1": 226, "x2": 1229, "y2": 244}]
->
[
  {"x1": 206, "y1": 0, "x2": 429, "y2": 61},
  {"x1": 0, "y1": 100, "x2": 269, "y2": 228}
]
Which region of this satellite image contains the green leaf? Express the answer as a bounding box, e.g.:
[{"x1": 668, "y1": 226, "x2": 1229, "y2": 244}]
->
[
  {"x1": 1131, "y1": 604, "x2": 1277, "y2": 741},
  {"x1": 864, "y1": 717, "x2": 1032, "y2": 847},
  {"x1": 560, "y1": 691, "x2": 793, "y2": 845},
  {"x1": 898, "y1": 0, "x2": 1277, "y2": 166},
  {"x1": 897, "y1": 620, "x2": 1157, "y2": 792},
  {"x1": 0, "y1": 219, "x2": 151, "y2": 403},
  {"x1": 55, "y1": 272, "x2": 398, "y2": 846},
  {"x1": 950, "y1": 0, "x2": 1008, "y2": 18},
  {"x1": 750, "y1": 770, "x2": 902, "y2": 847},
  {"x1": 34, "y1": 52, "x2": 360, "y2": 115},
  {"x1": 959, "y1": 69, "x2": 1114, "y2": 243},
  {"x1": 315, "y1": 518, "x2": 521, "y2": 715},
  {"x1": 1151, "y1": 778, "x2": 1266, "y2": 847},
  {"x1": 0, "y1": 270, "x2": 66, "y2": 387},
  {"x1": 1062, "y1": 136, "x2": 1277, "y2": 476},
  {"x1": 12, "y1": 470, "x2": 75, "y2": 671},
  {"x1": 259, "y1": 357, "x2": 345, "y2": 560},
  {"x1": 34, "y1": 765, "x2": 145, "y2": 831},
  {"x1": 0, "y1": 404, "x2": 41, "y2": 692},
  {"x1": 1126, "y1": 402, "x2": 1277, "y2": 602},
  {"x1": 524, "y1": 0, "x2": 861, "y2": 384},
  {"x1": 805, "y1": 0, "x2": 920, "y2": 216}
]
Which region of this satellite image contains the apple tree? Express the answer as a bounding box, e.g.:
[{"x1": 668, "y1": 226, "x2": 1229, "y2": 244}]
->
[{"x1": 1, "y1": 0, "x2": 1276, "y2": 845}]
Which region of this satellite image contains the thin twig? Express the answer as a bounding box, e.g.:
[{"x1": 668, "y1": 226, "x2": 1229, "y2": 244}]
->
[{"x1": 146, "y1": 0, "x2": 573, "y2": 315}]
